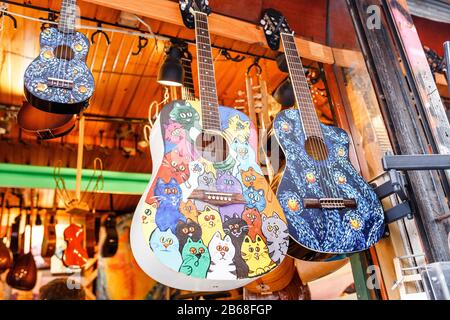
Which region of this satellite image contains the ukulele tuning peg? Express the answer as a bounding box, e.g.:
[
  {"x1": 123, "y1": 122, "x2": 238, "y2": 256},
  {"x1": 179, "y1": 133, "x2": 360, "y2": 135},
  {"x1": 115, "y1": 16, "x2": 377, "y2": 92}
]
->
[
  {"x1": 260, "y1": 19, "x2": 266, "y2": 25},
  {"x1": 265, "y1": 30, "x2": 272, "y2": 35}
]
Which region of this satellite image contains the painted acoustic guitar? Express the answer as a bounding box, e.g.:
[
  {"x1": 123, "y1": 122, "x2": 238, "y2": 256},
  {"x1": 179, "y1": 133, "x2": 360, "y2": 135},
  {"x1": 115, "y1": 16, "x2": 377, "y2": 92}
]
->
[
  {"x1": 260, "y1": 9, "x2": 385, "y2": 261},
  {"x1": 131, "y1": 0, "x2": 289, "y2": 292},
  {"x1": 24, "y1": 0, "x2": 94, "y2": 114}
]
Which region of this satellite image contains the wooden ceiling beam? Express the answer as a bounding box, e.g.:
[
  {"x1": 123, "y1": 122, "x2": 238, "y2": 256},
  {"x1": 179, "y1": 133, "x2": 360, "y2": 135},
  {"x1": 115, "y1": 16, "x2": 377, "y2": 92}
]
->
[{"x1": 82, "y1": 0, "x2": 334, "y2": 64}]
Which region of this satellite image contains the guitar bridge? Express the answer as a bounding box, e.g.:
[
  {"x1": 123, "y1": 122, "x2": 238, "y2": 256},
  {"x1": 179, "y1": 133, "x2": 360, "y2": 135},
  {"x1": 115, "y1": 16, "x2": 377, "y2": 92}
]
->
[
  {"x1": 189, "y1": 190, "x2": 246, "y2": 206},
  {"x1": 48, "y1": 77, "x2": 74, "y2": 89},
  {"x1": 303, "y1": 198, "x2": 357, "y2": 209}
]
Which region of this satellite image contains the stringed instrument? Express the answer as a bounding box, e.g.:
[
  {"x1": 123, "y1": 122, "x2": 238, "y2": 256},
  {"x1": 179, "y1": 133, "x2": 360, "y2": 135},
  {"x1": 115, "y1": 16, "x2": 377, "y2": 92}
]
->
[
  {"x1": 101, "y1": 214, "x2": 119, "y2": 258},
  {"x1": 130, "y1": 0, "x2": 289, "y2": 291},
  {"x1": 18, "y1": 101, "x2": 76, "y2": 140},
  {"x1": 0, "y1": 193, "x2": 12, "y2": 274},
  {"x1": 7, "y1": 191, "x2": 38, "y2": 291},
  {"x1": 41, "y1": 210, "x2": 57, "y2": 258},
  {"x1": 24, "y1": 0, "x2": 94, "y2": 114},
  {"x1": 260, "y1": 9, "x2": 384, "y2": 260},
  {"x1": 9, "y1": 196, "x2": 24, "y2": 256},
  {"x1": 62, "y1": 223, "x2": 88, "y2": 267}
]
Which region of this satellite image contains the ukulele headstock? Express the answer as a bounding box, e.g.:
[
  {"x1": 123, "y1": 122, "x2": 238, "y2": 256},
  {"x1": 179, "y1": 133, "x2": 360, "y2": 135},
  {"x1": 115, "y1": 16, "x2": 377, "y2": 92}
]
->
[
  {"x1": 179, "y1": 0, "x2": 212, "y2": 29},
  {"x1": 260, "y1": 9, "x2": 293, "y2": 50}
]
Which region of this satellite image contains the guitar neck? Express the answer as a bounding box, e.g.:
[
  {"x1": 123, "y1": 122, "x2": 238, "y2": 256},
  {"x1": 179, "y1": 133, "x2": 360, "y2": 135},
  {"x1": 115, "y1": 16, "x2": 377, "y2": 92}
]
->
[
  {"x1": 193, "y1": 11, "x2": 221, "y2": 131},
  {"x1": 280, "y1": 33, "x2": 323, "y2": 138},
  {"x1": 181, "y1": 57, "x2": 196, "y2": 101},
  {"x1": 59, "y1": 0, "x2": 77, "y2": 33}
]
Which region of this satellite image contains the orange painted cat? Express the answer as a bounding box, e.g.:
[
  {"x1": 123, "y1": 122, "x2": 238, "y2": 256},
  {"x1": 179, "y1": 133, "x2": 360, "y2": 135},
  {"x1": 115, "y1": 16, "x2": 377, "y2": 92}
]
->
[
  {"x1": 179, "y1": 200, "x2": 199, "y2": 222},
  {"x1": 240, "y1": 167, "x2": 273, "y2": 202}
]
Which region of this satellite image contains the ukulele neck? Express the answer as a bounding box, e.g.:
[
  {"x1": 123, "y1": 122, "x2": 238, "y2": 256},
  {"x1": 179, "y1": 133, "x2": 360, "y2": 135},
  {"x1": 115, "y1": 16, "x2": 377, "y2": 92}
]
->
[
  {"x1": 280, "y1": 32, "x2": 323, "y2": 139},
  {"x1": 59, "y1": 0, "x2": 77, "y2": 34},
  {"x1": 193, "y1": 11, "x2": 221, "y2": 131}
]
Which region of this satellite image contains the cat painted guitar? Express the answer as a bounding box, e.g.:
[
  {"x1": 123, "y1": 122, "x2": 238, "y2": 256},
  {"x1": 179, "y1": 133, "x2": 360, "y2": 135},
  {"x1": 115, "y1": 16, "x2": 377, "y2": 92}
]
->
[
  {"x1": 261, "y1": 9, "x2": 385, "y2": 260},
  {"x1": 24, "y1": 0, "x2": 94, "y2": 114},
  {"x1": 130, "y1": 0, "x2": 289, "y2": 292}
]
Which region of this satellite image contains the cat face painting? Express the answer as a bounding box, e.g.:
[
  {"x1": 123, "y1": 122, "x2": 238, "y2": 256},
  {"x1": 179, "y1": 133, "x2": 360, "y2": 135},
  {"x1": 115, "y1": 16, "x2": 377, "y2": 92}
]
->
[
  {"x1": 164, "y1": 122, "x2": 186, "y2": 144},
  {"x1": 207, "y1": 232, "x2": 236, "y2": 280},
  {"x1": 243, "y1": 187, "x2": 266, "y2": 213},
  {"x1": 160, "y1": 152, "x2": 190, "y2": 185},
  {"x1": 176, "y1": 219, "x2": 202, "y2": 253},
  {"x1": 224, "y1": 115, "x2": 250, "y2": 142},
  {"x1": 216, "y1": 171, "x2": 241, "y2": 194},
  {"x1": 241, "y1": 235, "x2": 274, "y2": 277},
  {"x1": 198, "y1": 206, "x2": 223, "y2": 245},
  {"x1": 142, "y1": 100, "x2": 289, "y2": 280},
  {"x1": 179, "y1": 238, "x2": 210, "y2": 278},
  {"x1": 150, "y1": 228, "x2": 182, "y2": 272},
  {"x1": 179, "y1": 200, "x2": 198, "y2": 222},
  {"x1": 169, "y1": 102, "x2": 199, "y2": 131}
]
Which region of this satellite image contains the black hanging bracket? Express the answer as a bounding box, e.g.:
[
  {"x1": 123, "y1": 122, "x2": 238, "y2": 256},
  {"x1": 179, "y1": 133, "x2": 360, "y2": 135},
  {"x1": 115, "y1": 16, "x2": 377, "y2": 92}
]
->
[
  {"x1": 91, "y1": 23, "x2": 111, "y2": 45},
  {"x1": 132, "y1": 36, "x2": 149, "y2": 56},
  {"x1": 0, "y1": 7, "x2": 17, "y2": 29}
]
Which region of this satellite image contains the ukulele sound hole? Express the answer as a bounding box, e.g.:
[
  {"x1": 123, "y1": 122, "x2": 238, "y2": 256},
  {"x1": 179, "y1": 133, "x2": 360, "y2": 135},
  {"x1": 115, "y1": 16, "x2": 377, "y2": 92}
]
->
[
  {"x1": 54, "y1": 45, "x2": 75, "y2": 61},
  {"x1": 195, "y1": 131, "x2": 229, "y2": 163},
  {"x1": 305, "y1": 136, "x2": 329, "y2": 161}
]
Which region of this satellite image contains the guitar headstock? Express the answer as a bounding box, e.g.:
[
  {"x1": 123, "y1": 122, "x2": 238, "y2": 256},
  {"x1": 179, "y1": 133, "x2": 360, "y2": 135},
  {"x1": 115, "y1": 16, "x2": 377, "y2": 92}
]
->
[
  {"x1": 179, "y1": 0, "x2": 212, "y2": 29},
  {"x1": 260, "y1": 9, "x2": 293, "y2": 50}
]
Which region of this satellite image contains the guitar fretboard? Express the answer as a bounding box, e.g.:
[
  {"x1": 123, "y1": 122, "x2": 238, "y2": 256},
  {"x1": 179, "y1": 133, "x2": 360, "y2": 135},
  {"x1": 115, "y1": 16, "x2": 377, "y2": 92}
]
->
[
  {"x1": 59, "y1": 0, "x2": 77, "y2": 33},
  {"x1": 281, "y1": 33, "x2": 323, "y2": 138},
  {"x1": 181, "y1": 57, "x2": 196, "y2": 101},
  {"x1": 194, "y1": 12, "x2": 221, "y2": 131}
]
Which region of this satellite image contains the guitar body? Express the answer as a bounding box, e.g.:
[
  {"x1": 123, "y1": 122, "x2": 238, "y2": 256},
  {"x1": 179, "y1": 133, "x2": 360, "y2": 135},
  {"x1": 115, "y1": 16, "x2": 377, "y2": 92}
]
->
[
  {"x1": 63, "y1": 223, "x2": 89, "y2": 267},
  {"x1": 101, "y1": 215, "x2": 119, "y2": 258},
  {"x1": 6, "y1": 252, "x2": 37, "y2": 291},
  {"x1": 131, "y1": 100, "x2": 289, "y2": 291},
  {"x1": 273, "y1": 109, "x2": 385, "y2": 260},
  {"x1": 41, "y1": 213, "x2": 57, "y2": 258},
  {"x1": 24, "y1": 27, "x2": 94, "y2": 114}
]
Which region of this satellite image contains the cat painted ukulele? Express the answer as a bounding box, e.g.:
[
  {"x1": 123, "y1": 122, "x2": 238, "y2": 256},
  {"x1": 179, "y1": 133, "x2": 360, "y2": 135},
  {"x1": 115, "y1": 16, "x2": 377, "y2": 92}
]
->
[
  {"x1": 24, "y1": 0, "x2": 94, "y2": 114},
  {"x1": 261, "y1": 9, "x2": 385, "y2": 261},
  {"x1": 131, "y1": 0, "x2": 289, "y2": 292}
]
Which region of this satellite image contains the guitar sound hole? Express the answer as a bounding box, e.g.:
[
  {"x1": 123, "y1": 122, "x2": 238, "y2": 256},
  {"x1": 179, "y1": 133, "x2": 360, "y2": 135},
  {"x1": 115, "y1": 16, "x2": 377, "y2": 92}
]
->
[
  {"x1": 195, "y1": 131, "x2": 229, "y2": 163},
  {"x1": 305, "y1": 136, "x2": 329, "y2": 161},
  {"x1": 54, "y1": 45, "x2": 75, "y2": 61}
]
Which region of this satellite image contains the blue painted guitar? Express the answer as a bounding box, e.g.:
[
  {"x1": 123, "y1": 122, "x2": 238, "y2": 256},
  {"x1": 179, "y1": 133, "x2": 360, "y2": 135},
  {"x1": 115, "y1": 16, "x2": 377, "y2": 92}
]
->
[
  {"x1": 24, "y1": 0, "x2": 94, "y2": 114},
  {"x1": 130, "y1": 1, "x2": 289, "y2": 292},
  {"x1": 261, "y1": 9, "x2": 385, "y2": 260}
]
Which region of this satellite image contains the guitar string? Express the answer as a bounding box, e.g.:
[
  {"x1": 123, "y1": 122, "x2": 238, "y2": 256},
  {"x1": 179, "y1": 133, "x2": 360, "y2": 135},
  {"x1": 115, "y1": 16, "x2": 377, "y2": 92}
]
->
[
  {"x1": 283, "y1": 32, "x2": 340, "y2": 202},
  {"x1": 287, "y1": 33, "x2": 343, "y2": 203},
  {"x1": 280, "y1": 33, "x2": 332, "y2": 199},
  {"x1": 195, "y1": 12, "x2": 223, "y2": 160},
  {"x1": 282, "y1": 33, "x2": 342, "y2": 204}
]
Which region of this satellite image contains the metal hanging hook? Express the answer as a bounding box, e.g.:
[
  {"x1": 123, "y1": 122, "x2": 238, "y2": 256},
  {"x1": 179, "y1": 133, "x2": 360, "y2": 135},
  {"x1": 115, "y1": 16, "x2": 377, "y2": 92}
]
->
[
  {"x1": 220, "y1": 49, "x2": 246, "y2": 62},
  {"x1": 247, "y1": 56, "x2": 262, "y2": 75},
  {"x1": 91, "y1": 22, "x2": 111, "y2": 45},
  {"x1": 0, "y1": 7, "x2": 17, "y2": 30},
  {"x1": 132, "y1": 36, "x2": 149, "y2": 55}
]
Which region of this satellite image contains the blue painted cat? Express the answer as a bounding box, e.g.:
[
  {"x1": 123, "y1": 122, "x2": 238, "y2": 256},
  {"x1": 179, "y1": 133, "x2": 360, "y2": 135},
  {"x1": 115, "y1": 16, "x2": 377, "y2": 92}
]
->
[
  {"x1": 179, "y1": 238, "x2": 211, "y2": 278},
  {"x1": 243, "y1": 187, "x2": 266, "y2": 213},
  {"x1": 274, "y1": 109, "x2": 385, "y2": 258},
  {"x1": 154, "y1": 178, "x2": 186, "y2": 234},
  {"x1": 150, "y1": 227, "x2": 182, "y2": 272},
  {"x1": 230, "y1": 138, "x2": 262, "y2": 179}
]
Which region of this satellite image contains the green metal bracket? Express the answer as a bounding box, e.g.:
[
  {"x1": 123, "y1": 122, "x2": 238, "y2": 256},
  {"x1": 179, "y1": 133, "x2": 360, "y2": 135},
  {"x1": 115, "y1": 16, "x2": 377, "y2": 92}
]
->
[
  {"x1": 350, "y1": 253, "x2": 372, "y2": 300},
  {"x1": 0, "y1": 163, "x2": 151, "y2": 195}
]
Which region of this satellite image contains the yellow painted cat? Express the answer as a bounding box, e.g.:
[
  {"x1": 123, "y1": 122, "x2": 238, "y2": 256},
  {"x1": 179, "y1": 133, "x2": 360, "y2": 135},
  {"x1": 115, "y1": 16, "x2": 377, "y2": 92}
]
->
[
  {"x1": 198, "y1": 205, "x2": 224, "y2": 245},
  {"x1": 179, "y1": 200, "x2": 199, "y2": 222},
  {"x1": 241, "y1": 167, "x2": 273, "y2": 202},
  {"x1": 241, "y1": 234, "x2": 275, "y2": 277},
  {"x1": 224, "y1": 115, "x2": 250, "y2": 142}
]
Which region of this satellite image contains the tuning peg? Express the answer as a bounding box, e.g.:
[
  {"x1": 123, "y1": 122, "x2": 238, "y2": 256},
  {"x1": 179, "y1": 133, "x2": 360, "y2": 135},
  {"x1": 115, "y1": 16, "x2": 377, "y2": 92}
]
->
[
  {"x1": 252, "y1": 85, "x2": 261, "y2": 90},
  {"x1": 260, "y1": 19, "x2": 266, "y2": 25},
  {"x1": 254, "y1": 93, "x2": 262, "y2": 99},
  {"x1": 237, "y1": 90, "x2": 245, "y2": 96},
  {"x1": 265, "y1": 30, "x2": 272, "y2": 35}
]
